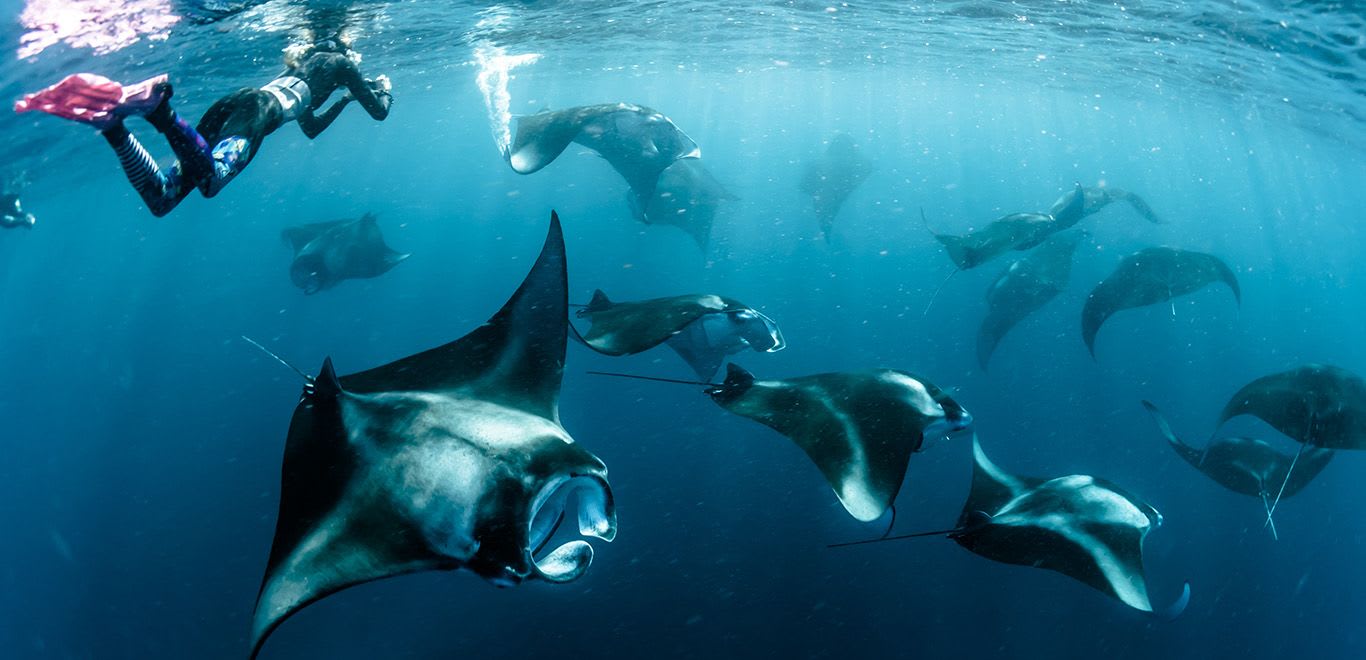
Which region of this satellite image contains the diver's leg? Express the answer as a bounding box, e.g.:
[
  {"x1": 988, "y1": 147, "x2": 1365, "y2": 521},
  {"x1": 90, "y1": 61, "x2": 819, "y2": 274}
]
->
[
  {"x1": 143, "y1": 86, "x2": 217, "y2": 183},
  {"x1": 177, "y1": 136, "x2": 253, "y2": 199},
  {"x1": 100, "y1": 122, "x2": 192, "y2": 217}
]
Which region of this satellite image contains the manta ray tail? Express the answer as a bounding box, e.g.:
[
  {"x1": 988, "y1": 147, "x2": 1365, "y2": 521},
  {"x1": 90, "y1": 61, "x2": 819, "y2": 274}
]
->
[
  {"x1": 241, "y1": 336, "x2": 312, "y2": 383},
  {"x1": 826, "y1": 525, "x2": 966, "y2": 549},
  {"x1": 1259, "y1": 491, "x2": 1280, "y2": 541},
  {"x1": 1263, "y1": 431, "x2": 1309, "y2": 534},
  {"x1": 585, "y1": 371, "x2": 718, "y2": 387},
  {"x1": 922, "y1": 268, "x2": 960, "y2": 317}
]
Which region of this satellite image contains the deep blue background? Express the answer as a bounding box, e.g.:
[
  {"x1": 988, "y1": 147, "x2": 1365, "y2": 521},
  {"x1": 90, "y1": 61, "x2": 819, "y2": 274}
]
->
[{"x1": 2, "y1": 4, "x2": 1365, "y2": 658}]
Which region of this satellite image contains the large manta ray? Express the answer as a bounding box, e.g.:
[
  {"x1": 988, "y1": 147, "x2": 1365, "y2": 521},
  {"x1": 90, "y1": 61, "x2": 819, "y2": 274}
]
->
[
  {"x1": 800, "y1": 134, "x2": 872, "y2": 242},
  {"x1": 925, "y1": 184, "x2": 1084, "y2": 271},
  {"x1": 1049, "y1": 184, "x2": 1161, "y2": 226},
  {"x1": 1082, "y1": 247, "x2": 1240, "y2": 356},
  {"x1": 506, "y1": 103, "x2": 701, "y2": 207},
  {"x1": 705, "y1": 364, "x2": 972, "y2": 523},
  {"x1": 628, "y1": 158, "x2": 737, "y2": 249},
  {"x1": 573, "y1": 290, "x2": 785, "y2": 380},
  {"x1": 282, "y1": 213, "x2": 410, "y2": 295},
  {"x1": 250, "y1": 214, "x2": 617, "y2": 658},
  {"x1": 948, "y1": 439, "x2": 1189, "y2": 615},
  {"x1": 1142, "y1": 400, "x2": 1332, "y2": 539},
  {"x1": 977, "y1": 230, "x2": 1085, "y2": 370}
]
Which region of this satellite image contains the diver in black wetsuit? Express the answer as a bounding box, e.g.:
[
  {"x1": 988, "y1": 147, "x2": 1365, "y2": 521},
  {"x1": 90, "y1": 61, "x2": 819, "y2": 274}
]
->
[{"x1": 96, "y1": 40, "x2": 392, "y2": 217}]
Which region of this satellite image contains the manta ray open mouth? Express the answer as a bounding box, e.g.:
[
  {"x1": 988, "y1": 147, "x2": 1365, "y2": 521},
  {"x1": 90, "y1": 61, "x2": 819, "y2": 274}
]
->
[{"x1": 526, "y1": 475, "x2": 616, "y2": 582}]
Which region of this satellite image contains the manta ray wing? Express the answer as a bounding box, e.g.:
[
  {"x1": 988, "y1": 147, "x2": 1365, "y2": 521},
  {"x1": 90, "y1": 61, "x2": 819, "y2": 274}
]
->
[
  {"x1": 340, "y1": 214, "x2": 568, "y2": 418},
  {"x1": 507, "y1": 109, "x2": 585, "y2": 174},
  {"x1": 1140, "y1": 401, "x2": 1208, "y2": 472},
  {"x1": 1218, "y1": 364, "x2": 1366, "y2": 450},
  {"x1": 346, "y1": 214, "x2": 411, "y2": 279},
  {"x1": 665, "y1": 327, "x2": 728, "y2": 381},
  {"x1": 977, "y1": 232, "x2": 1081, "y2": 369},
  {"x1": 578, "y1": 294, "x2": 729, "y2": 357}
]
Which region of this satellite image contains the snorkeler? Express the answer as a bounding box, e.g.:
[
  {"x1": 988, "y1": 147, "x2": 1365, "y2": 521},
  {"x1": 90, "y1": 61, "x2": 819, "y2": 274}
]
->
[
  {"x1": 14, "y1": 39, "x2": 392, "y2": 217},
  {"x1": 1, "y1": 172, "x2": 35, "y2": 229},
  {"x1": 1, "y1": 192, "x2": 35, "y2": 229}
]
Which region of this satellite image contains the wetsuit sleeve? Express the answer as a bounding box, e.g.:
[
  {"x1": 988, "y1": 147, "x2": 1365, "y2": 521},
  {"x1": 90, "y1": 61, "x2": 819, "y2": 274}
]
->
[
  {"x1": 330, "y1": 62, "x2": 391, "y2": 121},
  {"x1": 297, "y1": 97, "x2": 350, "y2": 139}
]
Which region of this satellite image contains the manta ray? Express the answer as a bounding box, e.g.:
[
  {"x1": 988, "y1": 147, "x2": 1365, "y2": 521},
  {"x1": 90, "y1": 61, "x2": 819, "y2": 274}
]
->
[
  {"x1": 628, "y1": 158, "x2": 737, "y2": 248},
  {"x1": 948, "y1": 439, "x2": 1189, "y2": 614},
  {"x1": 834, "y1": 439, "x2": 1189, "y2": 616},
  {"x1": 249, "y1": 213, "x2": 617, "y2": 658},
  {"x1": 924, "y1": 184, "x2": 1084, "y2": 271},
  {"x1": 573, "y1": 290, "x2": 785, "y2": 380},
  {"x1": 281, "y1": 213, "x2": 410, "y2": 294},
  {"x1": 1142, "y1": 400, "x2": 1332, "y2": 539},
  {"x1": 1082, "y1": 247, "x2": 1240, "y2": 356},
  {"x1": 506, "y1": 103, "x2": 701, "y2": 207},
  {"x1": 1049, "y1": 184, "x2": 1161, "y2": 226},
  {"x1": 977, "y1": 230, "x2": 1086, "y2": 370},
  {"x1": 590, "y1": 365, "x2": 971, "y2": 523},
  {"x1": 703, "y1": 365, "x2": 973, "y2": 523},
  {"x1": 800, "y1": 134, "x2": 872, "y2": 241}
]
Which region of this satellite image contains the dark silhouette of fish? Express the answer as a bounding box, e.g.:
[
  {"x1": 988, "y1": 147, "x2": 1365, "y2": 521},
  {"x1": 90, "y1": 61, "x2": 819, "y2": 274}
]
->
[
  {"x1": 506, "y1": 103, "x2": 700, "y2": 207},
  {"x1": 800, "y1": 134, "x2": 872, "y2": 241},
  {"x1": 977, "y1": 230, "x2": 1085, "y2": 370},
  {"x1": 1143, "y1": 400, "x2": 1332, "y2": 539},
  {"x1": 250, "y1": 213, "x2": 616, "y2": 658},
  {"x1": 574, "y1": 290, "x2": 784, "y2": 380},
  {"x1": 282, "y1": 213, "x2": 409, "y2": 294},
  {"x1": 1082, "y1": 247, "x2": 1240, "y2": 356},
  {"x1": 629, "y1": 158, "x2": 737, "y2": 248},
  {"x1": 1050, "y1": 184, "x2": 1161, "y2": 226}
]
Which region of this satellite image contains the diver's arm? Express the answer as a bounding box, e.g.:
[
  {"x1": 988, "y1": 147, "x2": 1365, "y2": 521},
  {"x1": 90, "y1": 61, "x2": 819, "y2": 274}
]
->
[
  {"x1": 331, "y1": 63, "x2": 391, "y2": 120},
  {"x1": 297, "y1": 97, "x2": 350, "y2": 139}
]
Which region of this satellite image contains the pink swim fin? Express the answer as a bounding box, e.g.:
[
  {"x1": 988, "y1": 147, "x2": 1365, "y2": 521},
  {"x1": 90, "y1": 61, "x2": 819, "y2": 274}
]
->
[{"x1": 14, "y1": 73, "x2": 170, "y2": 130}]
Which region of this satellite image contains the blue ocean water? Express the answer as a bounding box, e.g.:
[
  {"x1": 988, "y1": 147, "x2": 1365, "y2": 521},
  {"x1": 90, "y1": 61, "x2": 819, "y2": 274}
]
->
[{"x1": 1, "y1": 1, "x2": 1364, "y2": 658}]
